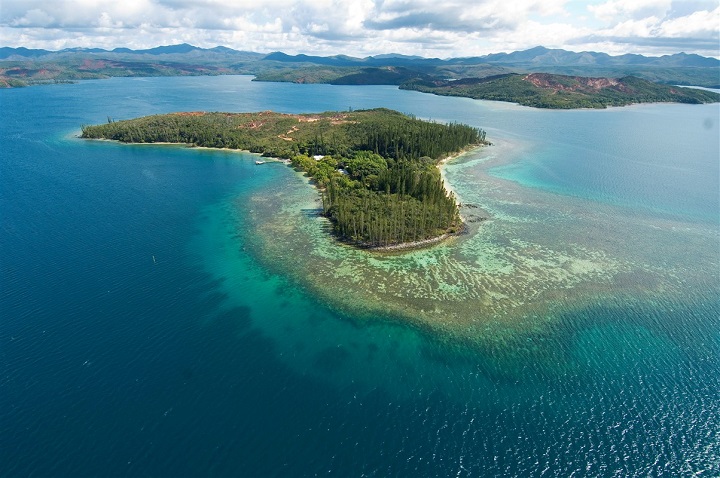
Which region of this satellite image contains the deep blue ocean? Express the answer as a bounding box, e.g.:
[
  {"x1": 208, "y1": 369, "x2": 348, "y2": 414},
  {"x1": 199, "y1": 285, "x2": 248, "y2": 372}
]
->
[{"x1": 1, "y1": 76, "x2": 719, "y2": 476}]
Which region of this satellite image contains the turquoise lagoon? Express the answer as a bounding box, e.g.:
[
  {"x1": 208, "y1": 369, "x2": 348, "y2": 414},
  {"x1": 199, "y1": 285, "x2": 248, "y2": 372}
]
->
[{"x1": 1, "y1": 76, "x2": 718, "y2": 476}]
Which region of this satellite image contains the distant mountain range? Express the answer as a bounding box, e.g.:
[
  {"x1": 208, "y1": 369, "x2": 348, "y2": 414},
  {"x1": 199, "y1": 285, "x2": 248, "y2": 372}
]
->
[
  {"x1": 2, "y1": 43, "x2": 718, "y2": 68},
  {"x1": 263, "y1": 46, "x2": 719, "y2": 69},
  {"x1": 0, "y1": 43, "x2": 265, "y2": 61},
  {"x1": 472, "y1": 46, "x2": 719, "y2": 68},
  {"x1": 1, "y1": 43, "x2": 718, "y2": 89}
]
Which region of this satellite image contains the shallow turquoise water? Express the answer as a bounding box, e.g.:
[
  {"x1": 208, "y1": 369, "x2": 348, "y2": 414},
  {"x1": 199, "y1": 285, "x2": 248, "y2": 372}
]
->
[
  {"x1": 1, "y1": 76, "x2": 718, "y2": 476},
  {"x1": 487, "y1": 102, "x2": 720, "y2": 224}
]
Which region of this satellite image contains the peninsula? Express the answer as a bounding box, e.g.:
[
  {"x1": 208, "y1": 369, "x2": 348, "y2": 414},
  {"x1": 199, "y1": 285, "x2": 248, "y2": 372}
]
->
[
  {"x1": 400, "y1": 73, "x2": 720, "y2": 109},
  {"x1": 81, "y1": 108, "x2": 487, "y2": 249}
]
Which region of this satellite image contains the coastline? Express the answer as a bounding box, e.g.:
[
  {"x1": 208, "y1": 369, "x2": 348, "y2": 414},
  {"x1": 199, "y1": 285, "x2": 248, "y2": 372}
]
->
[
  {"x1": 350, "y1": 145, "x2": 487, "y2": 252},
  {"x1": 229, "y1": 101, "x2": 720, "y2": 347},
  {"x1": 438, "y1": 144, "x2": 489, "y2": 221},
  {"x1": 363, "y1": 230, "x2": 459, "y2": 252},
  {"x1": 438, "y1": 147, "x2": 475, "y2": 212},
  {"x1": 80, "y1": 134, "x2": 484, "y2": 253},
  {"x1": 84, "y1": 138, "x2": 254, "y2": 154}
]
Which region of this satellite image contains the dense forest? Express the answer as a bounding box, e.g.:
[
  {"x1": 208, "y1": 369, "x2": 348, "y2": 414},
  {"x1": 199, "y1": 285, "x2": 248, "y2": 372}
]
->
[
  {"x1": 401, "y1": 73, "x2": 720, "y2": 108},
  {"x1": 81, "y1": 108, "x2": 486, "y2": 247},
  {"x1": 252, "y1": 65, "x2": 435, "y2": 85}
]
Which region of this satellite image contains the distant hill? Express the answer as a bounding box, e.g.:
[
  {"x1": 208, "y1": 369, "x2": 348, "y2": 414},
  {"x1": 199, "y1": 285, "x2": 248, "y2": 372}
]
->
[
  {"x1": 253, "y1": 65, "x2": 439, "y2": 85},
  {"x1": 131, "y1": 43, "x2": 199, "y2": 55},
  {"x1": 260, "y1": 45, "x2": 719, "y2": 69},
  {"x1": 469, "y1": 46, "x2": 720, "y2": 68},
  {"x1": 0, "y1": 44, "x2": 264, "y2": 60},
  {"x1": 1, "y1": 43, "x2": 718, "y2": 89},
  {"x1": 262, "y1": 51, "x2": 360, "y2": 66},
  {"x1": 260, "y1": 51, "x2": 442, "y2": 68},
  {"x1": 401, "y1": 73, "x2": 720, "y2": 108},
  {"x1": 0, "y1": 46, "x2": 53, "y2": 59},
  {"x1": 370, "y1": 53, "x2": 425, "y2": 60},
  {"x1": 3, "y1": 43, "x2": 717, "y2": 67},
  {"x1": 257, "y1": 46, "x2": 720, "y2": 87}
]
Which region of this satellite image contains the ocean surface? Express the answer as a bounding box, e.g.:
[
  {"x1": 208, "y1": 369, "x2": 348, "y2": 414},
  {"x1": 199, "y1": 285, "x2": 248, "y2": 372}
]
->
[{"x1": 1, "y1": 76, "x2": 718, "y2": 476}]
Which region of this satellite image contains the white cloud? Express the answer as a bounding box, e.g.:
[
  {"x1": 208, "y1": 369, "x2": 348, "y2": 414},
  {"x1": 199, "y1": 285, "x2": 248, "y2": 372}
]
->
[
  {"x1": 588, "y1": 0, "x2": 671, "y2": 23},
  {"x1": 577, "y1": 4, "x2": 719, "y2": 56},
  {"x1": 10, "y1": 8, "x2": 55, "y2": 27},
  {"x1": 489, "y1": 20, "x2": 591, "y2": 52},
  {"x1": 658, "y1": 6, "x2": 720, "y2": 38},
  {"x1": 0, "y1": 0, "x2": 718, "y2": 58}
]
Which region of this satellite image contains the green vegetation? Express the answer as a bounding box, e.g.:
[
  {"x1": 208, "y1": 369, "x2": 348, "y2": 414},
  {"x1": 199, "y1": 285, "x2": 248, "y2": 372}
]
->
[
  {"x1": 81, "y1": 109, "x2": 486, "y2": 248},
  {"x1": 253, "y1": 66, "x2": 433, "y2": 85},
  {"x1": 0, "y1": 59, "x2": 252, "y2": 87},
  {"x1": 525, "y1": 66, "x2": 720, "y2": 89},
  {"x1": 4, "y1": 45, "x2": 719, "y2": 91},
  {"x1": 252, "y1": 66, "x2": 358, "y2": 84},
  {"x1": 401, "y1": 73, "x2": 720, "y2": 108}
]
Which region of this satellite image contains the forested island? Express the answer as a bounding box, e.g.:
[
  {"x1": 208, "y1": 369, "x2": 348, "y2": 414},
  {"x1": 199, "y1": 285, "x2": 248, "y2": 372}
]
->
[
  {"x1": 81, "y1": 109, "x2": 486, "y2": 249},
  {"x1": 401, "y1": 73, "x2": 720, "y2": 108}
]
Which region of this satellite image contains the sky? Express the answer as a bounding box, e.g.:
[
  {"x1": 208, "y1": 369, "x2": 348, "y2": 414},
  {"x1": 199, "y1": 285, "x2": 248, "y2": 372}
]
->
[{"x1": 1, "y1": 0, "x2": 719, "y2": 58}]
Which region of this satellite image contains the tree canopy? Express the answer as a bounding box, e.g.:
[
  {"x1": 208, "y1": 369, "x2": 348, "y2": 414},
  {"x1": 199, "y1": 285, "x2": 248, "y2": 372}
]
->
[
  {"x1": 401, "y1": 73, "x2": 720, "y2": 109},
  {"x1": 82, "y1": 108, "x2": 487, "y2": 248}
]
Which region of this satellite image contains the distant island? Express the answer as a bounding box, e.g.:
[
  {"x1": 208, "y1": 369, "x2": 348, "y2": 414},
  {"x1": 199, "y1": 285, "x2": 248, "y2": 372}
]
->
[
  {"x1": 81, "y1": 108, "x2": 487, "y2": 249},
  {"x1": 4, "y1": 43, "x2": 719, "y2": 108},
  {"x1": 400, "y1": 73, "x2": 720, "y2": 109}
]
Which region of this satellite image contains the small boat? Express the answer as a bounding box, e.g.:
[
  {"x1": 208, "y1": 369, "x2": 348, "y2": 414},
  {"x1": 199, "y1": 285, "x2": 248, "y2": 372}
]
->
[{"x1": 255, "y1": 160, "x2": 265, "y2": 165}]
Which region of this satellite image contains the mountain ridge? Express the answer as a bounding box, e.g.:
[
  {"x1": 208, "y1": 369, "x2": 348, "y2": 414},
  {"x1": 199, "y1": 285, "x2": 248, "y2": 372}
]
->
[
  {"x1": 2, "y1": 43, "x2": 718, "y2": 90},
  {"x1": 2, "y1": 43, "x2": 718, "y2": 68}
]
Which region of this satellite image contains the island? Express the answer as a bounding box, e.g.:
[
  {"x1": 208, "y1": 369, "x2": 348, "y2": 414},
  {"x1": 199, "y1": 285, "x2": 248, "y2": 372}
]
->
[
  {"x1": 81, "y1": 108, "x2": 487, "y2": 249},
  {"x1": 400, "y1": 73, "x2": 720, "y2": 109}
]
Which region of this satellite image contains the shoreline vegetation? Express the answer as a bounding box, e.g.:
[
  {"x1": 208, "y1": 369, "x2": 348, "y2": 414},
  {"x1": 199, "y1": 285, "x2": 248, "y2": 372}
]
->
[
  {"x1": 399, "y1": 73, "x2": 720, "y2": 109},
  {"x1": 81, "y1": 108, "x2": 488, "y2": 250},
  {"x1": 4, "y1": 44, "x2": 720, "y2": 109}
]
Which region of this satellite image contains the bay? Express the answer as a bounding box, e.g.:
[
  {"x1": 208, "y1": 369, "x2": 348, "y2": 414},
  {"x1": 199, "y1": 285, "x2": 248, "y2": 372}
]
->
[{"x1": 1, "y1": 76, "x2": 718, "y2": 476}]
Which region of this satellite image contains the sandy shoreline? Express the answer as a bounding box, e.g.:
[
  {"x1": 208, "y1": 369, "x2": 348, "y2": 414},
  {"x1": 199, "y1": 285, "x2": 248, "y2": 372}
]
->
[
  {"x1": 80, "y1": 137, "x2": 259, "y2": 154},
  {"x1": 437, "y1": 144, "x2": 485, "y2": 220},
  {"x1": 438, "y1": 145, "x2": 484, "y2": 198},
  {"x1": 364, "y1": 231, "x2": 459, "y2": 252},
  {"x1": 364, "y1": 144, "x2": 486, "y2": 252}
]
